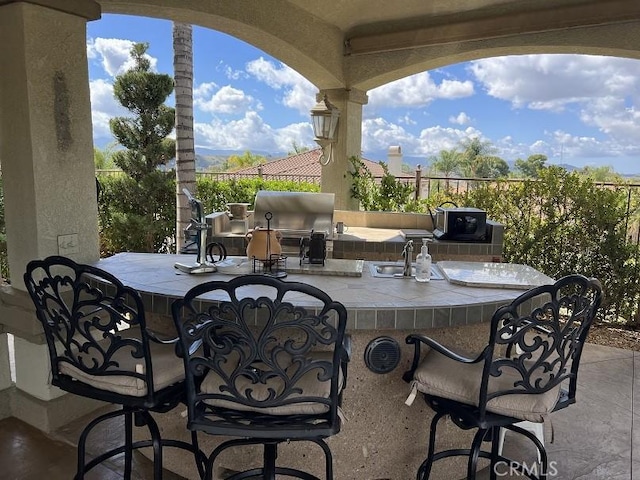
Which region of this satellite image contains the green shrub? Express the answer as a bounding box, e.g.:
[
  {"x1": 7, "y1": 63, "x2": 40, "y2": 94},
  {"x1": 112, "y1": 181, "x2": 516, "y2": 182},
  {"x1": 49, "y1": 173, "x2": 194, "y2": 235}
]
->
[
  {"x1": 196, "y1": 177, "x2": 319, "y2": 213},
  {"x1": 97, "y1": 176, "x2": 319, "y2": 256},
  {"x1": 453, "y1": 166, "x2": 640, "y2": 326},
  {"x1": 349, "y1": 156, "x2": 415, "y2": 211},
  {"x1": 98, "y1": 171, "x2": 176, "y2": 255}
]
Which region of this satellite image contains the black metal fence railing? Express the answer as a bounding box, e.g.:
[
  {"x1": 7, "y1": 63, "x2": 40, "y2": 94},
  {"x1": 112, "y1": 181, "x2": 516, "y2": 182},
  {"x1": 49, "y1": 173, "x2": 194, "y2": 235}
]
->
[
  {"x1": 96, "y1": 170, "x2": 323, "y2": 185},
  {"x1": 420, "y1": 175, "x2": 640, "y2": 197},
  {"x1": 193, "y1": 171, "x2": 322, "y2": 185},
  {"x1": 419, "y1": 175, "x2": 640, "y2": 243}
]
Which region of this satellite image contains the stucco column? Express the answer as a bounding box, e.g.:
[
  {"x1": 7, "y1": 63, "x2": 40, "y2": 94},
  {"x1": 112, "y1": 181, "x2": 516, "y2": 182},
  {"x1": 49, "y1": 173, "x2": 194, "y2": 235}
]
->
[
  {"x1": 0, "y1": 333, "x2": 11, "y2": 419},
  {"x1": 0, "y1": 1, "x2": 101, "y2": 413},
  {"x1": 319, "y1": 88, "x2": 368, "y2": 211},
  {"x1": 0, "y1": 0, "x2": 101, "y2": 287}
]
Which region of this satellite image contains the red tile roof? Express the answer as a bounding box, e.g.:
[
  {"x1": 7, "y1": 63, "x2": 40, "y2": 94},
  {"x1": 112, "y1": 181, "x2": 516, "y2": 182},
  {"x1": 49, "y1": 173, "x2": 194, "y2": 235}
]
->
[{"x1": 230, "y1": 148, "x2": 411, "y2": 178}]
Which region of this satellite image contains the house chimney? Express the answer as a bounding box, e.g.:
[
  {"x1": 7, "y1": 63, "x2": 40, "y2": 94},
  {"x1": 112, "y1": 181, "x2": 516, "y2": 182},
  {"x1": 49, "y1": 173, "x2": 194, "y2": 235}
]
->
[{"x1": 388, "y1": 145, "x2": 402, "y2": 176}]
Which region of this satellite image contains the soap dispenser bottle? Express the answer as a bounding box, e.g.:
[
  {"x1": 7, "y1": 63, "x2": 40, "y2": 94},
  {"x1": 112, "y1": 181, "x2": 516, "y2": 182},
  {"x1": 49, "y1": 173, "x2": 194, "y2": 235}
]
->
[{"x1": 415, "y1": 238, "x2": 431, "y2": 283}]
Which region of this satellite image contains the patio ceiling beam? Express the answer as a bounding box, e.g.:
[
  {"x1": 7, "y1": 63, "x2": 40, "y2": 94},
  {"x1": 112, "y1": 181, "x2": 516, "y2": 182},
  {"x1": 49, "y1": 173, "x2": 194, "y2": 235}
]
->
[
  {"x1": 345, "y1": 0, "x2": 640, "y2": 56},
  {"x1": 0, "y1": 0, "x2": 101, "y2": 20}
]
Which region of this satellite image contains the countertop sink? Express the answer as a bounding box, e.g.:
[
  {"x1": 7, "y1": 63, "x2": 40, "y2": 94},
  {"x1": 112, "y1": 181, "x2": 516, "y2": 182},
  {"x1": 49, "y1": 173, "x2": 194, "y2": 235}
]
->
[{"x1": 369, "y1": 262, "x2": 444, "y2": 279}]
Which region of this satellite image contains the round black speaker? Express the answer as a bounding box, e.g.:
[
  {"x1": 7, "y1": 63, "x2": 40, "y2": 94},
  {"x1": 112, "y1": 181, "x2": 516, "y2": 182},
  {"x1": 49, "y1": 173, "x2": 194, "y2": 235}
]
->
[{"x1": 364, "y1": 336, "x2": 401, "y2": 374}]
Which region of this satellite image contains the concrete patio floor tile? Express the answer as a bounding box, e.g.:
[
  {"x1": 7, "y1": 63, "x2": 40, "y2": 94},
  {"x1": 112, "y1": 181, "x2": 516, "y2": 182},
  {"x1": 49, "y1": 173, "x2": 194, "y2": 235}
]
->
[
  {"x1": 577, "y1": 356, "x2": 634, "y2": 414},
  {"x1": 475, "y1": 351, "x2": 636, "y2": 479},
  {"x1": 541, "y1": 351, "x2": 634, "y2": 480},
  {"x1": 545, "y1": 401, "x2": 631, "y2": 479},
  {"x1": 582, "y1": 342, "x2": 635, "y2": 363}
]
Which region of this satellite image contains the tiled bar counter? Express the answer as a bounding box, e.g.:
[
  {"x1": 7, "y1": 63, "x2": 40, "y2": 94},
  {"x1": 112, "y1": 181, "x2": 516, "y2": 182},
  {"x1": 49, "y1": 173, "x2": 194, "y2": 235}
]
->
[
  {"x1": 91, "y1": 252, "x2": 552, "y2": 480},
  {"x1": 96, "y1": 252, "x2": 525, "y2": 331}
]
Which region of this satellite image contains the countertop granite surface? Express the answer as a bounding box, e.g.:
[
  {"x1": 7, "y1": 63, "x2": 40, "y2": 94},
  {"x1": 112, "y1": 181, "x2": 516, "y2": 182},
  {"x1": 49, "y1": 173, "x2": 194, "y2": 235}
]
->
[
  {"x1": 94, "y1": 253, "x2": 552, "y2": 310},
  {"x1": 437, "y1": 261, "x2": 554, "y2": 289}
]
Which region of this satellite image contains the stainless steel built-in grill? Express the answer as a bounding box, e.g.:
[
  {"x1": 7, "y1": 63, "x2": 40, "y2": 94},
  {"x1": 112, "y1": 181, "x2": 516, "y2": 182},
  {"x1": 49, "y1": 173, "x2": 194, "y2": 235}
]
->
[{"x1": 252, "y1": 190, "x2": 335, "y2": 259}]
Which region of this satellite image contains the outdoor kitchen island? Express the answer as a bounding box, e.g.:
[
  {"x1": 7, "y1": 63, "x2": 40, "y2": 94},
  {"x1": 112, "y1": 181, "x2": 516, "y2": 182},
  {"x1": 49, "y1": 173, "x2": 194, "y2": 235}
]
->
[{"x1": 92, "y1": 253, "x2": 554, "y2": 480}]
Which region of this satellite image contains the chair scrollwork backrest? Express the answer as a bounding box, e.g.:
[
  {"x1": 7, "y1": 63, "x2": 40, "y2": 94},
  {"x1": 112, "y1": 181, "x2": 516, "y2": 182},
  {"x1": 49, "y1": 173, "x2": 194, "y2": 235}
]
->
[
  {"x1": 478, "y1": 274, "x2": 603, "y2": 417},
  {"x1": 171, "y1": 275, "x2": 348, "y2": 427},
  {"x1": 24, "y1": 255, "x2": 156, "y2": 401}
]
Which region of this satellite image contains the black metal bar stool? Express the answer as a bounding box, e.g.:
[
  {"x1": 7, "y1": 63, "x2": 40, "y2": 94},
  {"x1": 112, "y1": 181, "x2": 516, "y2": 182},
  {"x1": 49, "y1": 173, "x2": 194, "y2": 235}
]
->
[
  {"x1": 24, "y1": 255, "x2": 205, "y2": 479},
  {"x1": 171, "y1": 274, "x2": 351, "y2": 480},
  {"x1": 403, "y1": 274, "x2": 603, "y2": 480}
]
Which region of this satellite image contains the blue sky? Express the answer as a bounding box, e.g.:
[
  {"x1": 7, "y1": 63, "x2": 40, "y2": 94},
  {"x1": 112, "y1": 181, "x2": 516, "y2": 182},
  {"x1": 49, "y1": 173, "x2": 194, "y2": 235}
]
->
[{"x1": 88, "y1": 14, "x2": 640, "y2": 173}]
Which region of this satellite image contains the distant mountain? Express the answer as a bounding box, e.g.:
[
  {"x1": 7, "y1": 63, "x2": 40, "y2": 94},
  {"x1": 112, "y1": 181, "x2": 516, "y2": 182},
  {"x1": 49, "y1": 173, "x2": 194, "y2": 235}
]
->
[
  {"x1": 195, "y1": 147, "x2": 282, "y2": 158},
  {"x1": 551, "y1": 163, "x2": 579, "y2": 172},
  {"x1": 193, "y1": 148, "x2": 640, "y2": 178},
  {"x1": 399, "y1": 156, "x2": 582, "y2": 174},
  {"x1": 194, "y1": 147, "x2": 284, "y2": 171},
  {"x1": 195, "y1": 154, "x2": 226, "y2": 171}
]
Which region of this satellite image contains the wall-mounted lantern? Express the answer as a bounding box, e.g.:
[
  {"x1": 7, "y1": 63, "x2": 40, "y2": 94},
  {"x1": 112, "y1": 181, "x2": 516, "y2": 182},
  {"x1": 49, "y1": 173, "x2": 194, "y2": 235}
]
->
[{"x1": 310, "y1": 94, "x2": 340, "y2": 166}]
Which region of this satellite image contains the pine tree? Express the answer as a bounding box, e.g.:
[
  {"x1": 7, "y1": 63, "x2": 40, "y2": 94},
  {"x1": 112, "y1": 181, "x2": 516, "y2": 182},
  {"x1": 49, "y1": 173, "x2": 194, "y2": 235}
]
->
[
  {"x1": 102, "y1": 43, "x2": 176, "y2": 253},
  {"x1": 110, "y1": 43, "x2": 175, "y2": 180}
]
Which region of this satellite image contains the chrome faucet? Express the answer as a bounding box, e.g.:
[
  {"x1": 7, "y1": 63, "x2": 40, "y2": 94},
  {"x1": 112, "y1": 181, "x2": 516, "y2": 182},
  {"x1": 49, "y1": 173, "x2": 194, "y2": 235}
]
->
[{"x1": 402, "y1": 240, "x2": 414, "y2": 277}]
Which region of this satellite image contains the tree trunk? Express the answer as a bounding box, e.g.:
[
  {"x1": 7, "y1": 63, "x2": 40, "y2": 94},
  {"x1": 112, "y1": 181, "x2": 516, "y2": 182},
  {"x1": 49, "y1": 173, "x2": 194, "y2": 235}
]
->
[{"x1": 173, "y1": 22, "x2": 196, "y2": 252}]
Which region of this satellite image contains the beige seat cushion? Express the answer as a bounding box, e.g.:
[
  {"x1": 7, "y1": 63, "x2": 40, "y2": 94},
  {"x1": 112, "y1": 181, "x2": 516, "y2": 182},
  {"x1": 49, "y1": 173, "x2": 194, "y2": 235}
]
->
[
  {"x1": 201, "y1": 351, "x2": 342, "y2": 416},
  {"x1": 412, "y1": 350, "x2": 561, "y2": 423},
  {"x1": 59, "y1": 332, "x2": 184, "y2": 397}
]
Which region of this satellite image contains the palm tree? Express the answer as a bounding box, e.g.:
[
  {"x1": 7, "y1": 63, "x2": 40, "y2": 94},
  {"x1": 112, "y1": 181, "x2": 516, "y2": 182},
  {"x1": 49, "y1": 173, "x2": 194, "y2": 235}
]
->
[
  {"x1": 429, "y1": 148, "x2": 461, "y2": 190},
  {"x1": 173, "y1": 22, "x2": 196, "y2": 251},
  {"x1": 459, "y1": 137, "x2": 505, "y2": 178}
]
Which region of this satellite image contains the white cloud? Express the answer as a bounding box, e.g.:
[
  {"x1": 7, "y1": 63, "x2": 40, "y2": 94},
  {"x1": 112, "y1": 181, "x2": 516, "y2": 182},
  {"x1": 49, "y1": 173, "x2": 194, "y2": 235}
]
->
[
  {"x1": 529, "y1": 140, "x2": 548, "y2": 153},
  {"x1": 87, "y1": 37, "x2": 158, "y2": 77},
  {"x1": 89, "y1": 78, "x2": 127, "y2": 139},
  {"x1": 493, "y1": 136, "x2": 542, "y2": 161},
  {"x1": 193, "y1": 82, "x2": 217, "y2": 98},
  {"x1": 361, "y1": 115, "x2": 559, "y2": 164},
  {"x1": 195, "y1": 111, "x2": 274, "y2": 150},
  {"x1": 91, "y1": 111, "x2": 115, "y2": 140},
  {"x1": 398, "y1": 114, "x2": 417, "y2": 126},
  {"x1": 362, "y1": 117, "x2": 487, "y2": 158},
  {"x1": 273, "y1": 122, "x2": 315, "y2": 152},
  {"x1": 89, "y1": 79, "x2": 117, "y2": 113},
  {"x1": 194, "y1": 84, "x2": 260, "y2": 114},
  {"x1": 194, "y1": 111, "x2": 313, "y2": 152},
  {"x1": 469, "y1": 55, "x2": 618, "y2": 108},
  {"x1": 449, "y1": 112, "x2": 471, "y2": 125},
  {"x1": 217, "y1": 61, "x2": 248, "y2": 80},
  {"x1": 416, "y1": 126, "x2": 484, "y2": 156},
  {"x1": 362, "y1": 117, "x2": 419, "y2": 153},
  {"x1": 548, "y1": 129, "x2": 640, "y2": 159},
  {"x1": 579, "y1": 97, "x2": 640, "y2": 141},
  {"x1": 368, "y1": 72, "x2": 474, "y2": 108},
  {"x1": 469, "y1": 54, "x2": 640, "y2": 160},
  {"x1": 245, "y1": 57, "x2": 317, "y2": 115}
]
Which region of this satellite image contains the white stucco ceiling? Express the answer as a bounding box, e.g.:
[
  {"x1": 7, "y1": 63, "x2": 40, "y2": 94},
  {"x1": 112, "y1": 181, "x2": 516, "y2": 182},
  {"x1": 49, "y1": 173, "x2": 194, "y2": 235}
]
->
[{"x1": 98, "y1": 0, "x2": 640, "y2": 91}]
